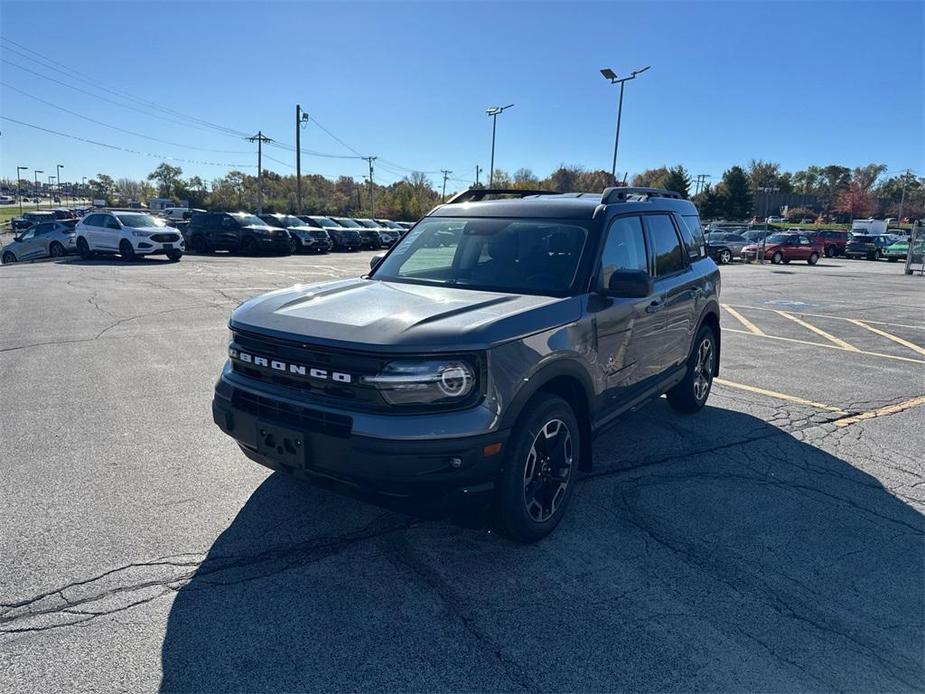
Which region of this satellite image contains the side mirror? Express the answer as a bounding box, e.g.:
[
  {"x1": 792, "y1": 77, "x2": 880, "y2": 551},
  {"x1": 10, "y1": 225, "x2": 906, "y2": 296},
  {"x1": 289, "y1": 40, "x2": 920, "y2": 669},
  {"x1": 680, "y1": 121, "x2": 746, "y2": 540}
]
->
[
  {"x1": 369, "y1": 254, "x2": 384, "y2": 271},
  {"x1": 604, "y1": 269, "x2": 653, "y2": 298}
]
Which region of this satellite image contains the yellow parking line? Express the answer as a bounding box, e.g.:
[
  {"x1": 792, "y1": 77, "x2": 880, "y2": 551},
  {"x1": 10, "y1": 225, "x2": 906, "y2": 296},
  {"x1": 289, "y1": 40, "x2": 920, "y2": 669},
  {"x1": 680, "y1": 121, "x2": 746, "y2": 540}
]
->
[
  {"x1": 724, "y1": 328, "x2": 925, "y2": 365},
  {"x1": 774, "y1": 310, "x2": 859, "y2": 351},
  {"x1": 847, "y1": 319, "x2": 925, "y2": 357},
  {"x1": 834, "y1": 395, "x2": 925, "y2": 427},
  {"x1": 714, "y1": 378, "x2": 849, "y2": 414},
  {"x1": 721, "y1": 304, "x2": 765, "y2": 336}
]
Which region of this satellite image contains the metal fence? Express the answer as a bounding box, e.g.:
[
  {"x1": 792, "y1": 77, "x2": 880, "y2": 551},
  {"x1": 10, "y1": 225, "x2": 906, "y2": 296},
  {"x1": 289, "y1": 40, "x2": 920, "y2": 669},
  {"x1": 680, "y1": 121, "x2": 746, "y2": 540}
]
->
[{"x1": 904, "y1": 221, "x2": 925, "y2": 276}]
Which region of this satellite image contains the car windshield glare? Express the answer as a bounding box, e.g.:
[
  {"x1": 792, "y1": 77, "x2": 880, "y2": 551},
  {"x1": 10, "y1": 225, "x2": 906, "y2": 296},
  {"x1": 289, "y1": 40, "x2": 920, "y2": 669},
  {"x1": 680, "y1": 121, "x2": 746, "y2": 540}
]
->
[
  {"x1": 233, "y1": 214, "x2": 265, "y2": 227},
  {"x1": 334, "y1": 218, "x2": 362, "y2": 228},
  {"x1": 115, "y1": 213, "x2": 164, "y2": 228},
  {"x1": 765, "y1": 234, "x2": 789, "y2": 244},
  {"x1": 283, "y1": 216, "x2": 305, "y2": 227},
  {"x1": 371, "y1": 217, "x2": 590, "y2": 296}
]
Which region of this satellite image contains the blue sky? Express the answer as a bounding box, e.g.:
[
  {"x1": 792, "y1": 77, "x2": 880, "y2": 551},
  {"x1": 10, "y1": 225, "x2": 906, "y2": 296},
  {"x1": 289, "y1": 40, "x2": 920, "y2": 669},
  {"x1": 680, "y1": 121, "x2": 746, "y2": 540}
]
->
[{"x1": 1, "y1": 1, "x2": 922, "y2": 190}]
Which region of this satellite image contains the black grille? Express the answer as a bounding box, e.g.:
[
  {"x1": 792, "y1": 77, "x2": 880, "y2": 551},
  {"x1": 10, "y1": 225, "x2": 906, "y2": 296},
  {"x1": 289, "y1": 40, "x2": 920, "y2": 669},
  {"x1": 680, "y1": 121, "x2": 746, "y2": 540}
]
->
[
  {"x1": 230, "y1": 329, "x2": 387, "y2": 408},
  {"x1": 232, "y1": 390, "x2": 352, "y2": 437},
  {"x1": 151, "y1": 233, "x2": 180, "y2": 243},
  {"x1": 310, "y1": 230, "x2": 329, "y2": 241}
]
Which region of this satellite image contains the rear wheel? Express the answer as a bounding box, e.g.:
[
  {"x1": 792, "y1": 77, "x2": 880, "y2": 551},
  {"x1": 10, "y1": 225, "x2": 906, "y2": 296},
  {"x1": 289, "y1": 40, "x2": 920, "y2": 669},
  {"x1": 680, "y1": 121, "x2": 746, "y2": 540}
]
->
[
  {"x1": 119, "y1": 239, "x2": 136, "y2": 261},
  {"x1": 49, "y1": 241, "x2": 65, "y2": 258},
  {"x1": 667, "y1": 325, "x2": 716, "y2": 414},
  {"x1": 497, "y1": 394, "x2": 580, "y2": 543},
  {"x1": 771, "y1": 251, "x2": 783, "y2": 264},
  {"x1": 76, "y1": 237, "x2": 93, "y2": 259},
  {"x1": 189, "y1": 234, "x2": 210, "y2": 253},
  {"x1": 873, "y1": 249, "x2": 882, "y2": 261},
  {"x1": 807, "y1": 252, "x2": 819, "y2": 265},
  {"x1": 240, "y1": 236, "x2": 258, "y2": 256},
  {"x1": 2, "y1": 251, "x2": 16, "y2": 264},
  {"x1": 825, "y1": 245, "x2": 836, "y2": 258}
]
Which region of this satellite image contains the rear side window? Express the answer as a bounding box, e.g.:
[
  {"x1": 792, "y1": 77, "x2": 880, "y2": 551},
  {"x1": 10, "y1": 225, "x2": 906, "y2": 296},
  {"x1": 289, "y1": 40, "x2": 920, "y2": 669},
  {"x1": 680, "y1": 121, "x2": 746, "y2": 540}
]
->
[
  {"x1": 647, "y1": 215, "x2": 686, "y2": 276},
  {"x1": 600, "y1": 216, "x2": 648, "y2": 287},
  {"x1": 680, "y1": 214, "x2": 706, "y2": 259}
]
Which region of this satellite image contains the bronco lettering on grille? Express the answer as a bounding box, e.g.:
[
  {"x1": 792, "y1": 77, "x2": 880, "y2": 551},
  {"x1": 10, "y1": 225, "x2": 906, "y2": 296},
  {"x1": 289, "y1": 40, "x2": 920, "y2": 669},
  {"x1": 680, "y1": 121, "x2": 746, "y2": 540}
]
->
[{"x1": 229, "y1": 347, "x2": 352, "y2": 383}]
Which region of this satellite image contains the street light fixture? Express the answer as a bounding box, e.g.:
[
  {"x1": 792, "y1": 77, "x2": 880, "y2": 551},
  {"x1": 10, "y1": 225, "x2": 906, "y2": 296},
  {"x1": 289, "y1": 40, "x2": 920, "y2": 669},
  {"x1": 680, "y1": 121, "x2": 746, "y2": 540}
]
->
[
  {"x1": 16, "y1": 166, "x2": 28, "y2": 216},
  {"x1": 485, "y1": 103, "x2": 514, "y2": 187},
  {"x1": 600, "y1": 65, "x2": 651, "y2": 184}
]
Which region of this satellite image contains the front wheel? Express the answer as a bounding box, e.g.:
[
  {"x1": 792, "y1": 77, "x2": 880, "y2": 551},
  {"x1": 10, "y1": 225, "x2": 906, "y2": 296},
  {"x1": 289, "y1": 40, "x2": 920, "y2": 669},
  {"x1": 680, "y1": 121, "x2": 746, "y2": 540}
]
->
[
  {"x1": 497, "y1": 394, "x2": 580, "y2": 543},
  {"x1": 2, "y1": 251, "x2": 16, "y2": 264},
  {"x1": 76, "y1": 237, "x2": 93, "y2": 259},
  {"x1": 807, "y1": 252, "x2": 819, "y2": 265},
  {"x1": 825, "y1": 245, "x2": 836, "y2": 258},
  {"x1": 667, "y1": 325, "x2": 716, "y2": 414},
  {"x1": 166, "y1": 250, "x2": 183, "y2": 261},
  {"x1": 771, "y1": 251, "x2": 783, "y2": 264},
  {"x1": 119, "y1": 239, "x2": 136, "y2": 261},
  {"x1": 718, "y1": 249, "x2": 732, "y2": 264},
  {"x1": 240, "y1": 236, "x2": 258, "y2": 256},
  {"x1": 873, "y1": 249, "x2": 882, "y2": 261}
]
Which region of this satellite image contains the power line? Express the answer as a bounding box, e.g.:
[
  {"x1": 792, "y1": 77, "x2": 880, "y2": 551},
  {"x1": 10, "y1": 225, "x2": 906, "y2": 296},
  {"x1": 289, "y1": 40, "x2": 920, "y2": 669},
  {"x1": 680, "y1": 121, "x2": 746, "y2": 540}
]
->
[
  {"x1": 0, "y1": 115, "x2": 253, "y2": 168},
  {"x1": 0, "y1": 82, "x2": 251, "y2": 154},
  {"x1": 309, "y1": 116, "x2": 366, "y2": 157}
]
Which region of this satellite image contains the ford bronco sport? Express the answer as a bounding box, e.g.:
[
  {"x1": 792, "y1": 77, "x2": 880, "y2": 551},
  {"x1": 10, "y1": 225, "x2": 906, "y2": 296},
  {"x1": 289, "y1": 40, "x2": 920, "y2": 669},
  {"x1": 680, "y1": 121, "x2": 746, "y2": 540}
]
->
[{"x1": 213, "y1": 187, "x2": 721, "y2": 542}]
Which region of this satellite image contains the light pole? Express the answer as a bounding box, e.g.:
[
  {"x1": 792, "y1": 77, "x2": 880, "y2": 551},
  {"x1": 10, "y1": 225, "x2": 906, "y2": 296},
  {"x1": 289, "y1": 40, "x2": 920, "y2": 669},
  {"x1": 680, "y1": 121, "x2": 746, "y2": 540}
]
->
[
  {"x1": 486, "y1": 104, "x2": 514, "y2": 187},
  {"x1": 48, "y1": 175, "x2": 55, "y2": 207},
  {"x1": 82, "y1": 176, "x2": 87, "y2": 203},
  {"x1": 16, "y1": 166, "x2": 28, "y2": 216},
  {"x1": 295, "y1": 105, "x2": 309, "y2": 214},
  {"x1": 600, "y1": 65, "x2": 651, "y2": 184},
  {"x1": 56, "y1": 164, "x2": 64, "y2": 203},
  {"x1": 758, "y1": 186, "x2": 779, "y2": 264},
  {"x1": 34, "y1": 170, "x2": 43, "y2": 209}
]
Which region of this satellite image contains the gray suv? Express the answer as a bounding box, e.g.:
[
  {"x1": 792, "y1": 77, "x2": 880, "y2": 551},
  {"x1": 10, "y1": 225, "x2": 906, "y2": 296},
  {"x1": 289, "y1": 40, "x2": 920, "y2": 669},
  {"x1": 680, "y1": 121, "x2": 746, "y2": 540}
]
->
[{"x1": 212, "y1": 187, "x2": 721, "y2": 542}]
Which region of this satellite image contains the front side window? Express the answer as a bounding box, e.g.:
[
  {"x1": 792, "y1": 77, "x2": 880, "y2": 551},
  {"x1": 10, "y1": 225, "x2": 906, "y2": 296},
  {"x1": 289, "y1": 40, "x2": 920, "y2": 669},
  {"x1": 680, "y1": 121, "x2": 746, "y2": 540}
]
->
[
  {"x1": 372, "y1": 217, "x2": 590, "y2": 296},
  {"x1": 104, "y1": 216, "x2": 121, "y2": 230},
  {"x1": 600, "y1": 216, "x2": 648, "y2": 288},
  {"x1": 647, "y1": 215, "x2": 686, "y2": 276}
]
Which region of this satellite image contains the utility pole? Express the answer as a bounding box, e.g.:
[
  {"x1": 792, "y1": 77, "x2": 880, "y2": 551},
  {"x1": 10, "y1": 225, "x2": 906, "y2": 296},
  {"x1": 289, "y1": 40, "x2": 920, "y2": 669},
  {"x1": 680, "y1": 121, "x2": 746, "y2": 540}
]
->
[
  {"x1": 600, "y1": 66, "x2": 651, "y2": 185},
  {"x1": 247, "y1": 131, "x2": 273, "y2": 213},
  {"x1": 486, "y1": 104, "x2": 514, "y2": 187},
  {"x1": 16, "y1": 166, "x2": 27, "y2": 216},
  {"x1": 363, "y1": 156, "x2": 377, "y2": 217},
  {"x1": 897, "y1": 168, "x2": 911, "y2": 228},
  {"x1": 440, "y1": 170, "x2": 452, "y2": 202},
  {"x1": 82, "y1": 176, "x2": 87, "y2": 203},
  {"x1": 475, "y1": 165, "x2": 482, "y2": 187},
  {"x1": 758, "y1": 186, "x2": 779, "y2": 264},
  {"x1": 693, "y1": 174, "x2": 712, "y2": 197},
  {"x1": 295, "y1": 105, "x2": 309, "y2": 215},
  {"x1": 33, "y1": 170, "x2": 42, "y2": 209}
]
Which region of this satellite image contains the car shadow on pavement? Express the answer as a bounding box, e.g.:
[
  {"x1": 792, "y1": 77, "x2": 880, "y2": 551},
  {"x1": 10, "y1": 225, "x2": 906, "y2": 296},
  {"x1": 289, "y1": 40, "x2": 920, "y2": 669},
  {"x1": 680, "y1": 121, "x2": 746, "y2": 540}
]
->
[
  {"x1": 58, "y1": 257, "x2": 179, "y2": 266},
  {"x1": 159, "y1": 403, "x2": 924, "y2": 692}
]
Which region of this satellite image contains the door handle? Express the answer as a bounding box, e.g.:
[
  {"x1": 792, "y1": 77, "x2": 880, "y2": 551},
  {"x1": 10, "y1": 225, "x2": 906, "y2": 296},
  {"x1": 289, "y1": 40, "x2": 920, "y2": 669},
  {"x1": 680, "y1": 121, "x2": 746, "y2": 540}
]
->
[{"x1": 645, "y1": 299, "x2": 664, "y2": 314}]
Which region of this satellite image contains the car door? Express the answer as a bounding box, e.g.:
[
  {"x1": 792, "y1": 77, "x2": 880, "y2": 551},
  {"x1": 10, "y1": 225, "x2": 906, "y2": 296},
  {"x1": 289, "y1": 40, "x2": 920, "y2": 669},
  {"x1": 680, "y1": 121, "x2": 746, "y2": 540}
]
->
[
  {"x1": 15, "y1": 227, "x2": 39, "y2": 259},
  {"x1": 591, "y1": 214, "x2": 664, "y2": 411},
  {"x1": 98, "y1": 214, "x2": 121, "y2": 251},
  {"x1": 30, "y1": 223, "x2": 55, "y2": 259},
  {"x1": 797, "y1": 235, "x2": 814, "y2": 259},
  {"x1": 216, "y1": 215, "x2": 239, "y2": 248},
  {"x1": 643, "y1": 213, "x2": 698, "y2": 374}
]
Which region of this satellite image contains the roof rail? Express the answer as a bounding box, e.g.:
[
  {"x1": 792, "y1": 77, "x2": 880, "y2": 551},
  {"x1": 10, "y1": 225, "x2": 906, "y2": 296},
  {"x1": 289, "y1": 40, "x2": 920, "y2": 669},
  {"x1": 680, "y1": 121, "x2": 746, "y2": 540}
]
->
[
  {"x1": 444, "y1": 188, "x2": 560, "y2": 204},
  {"x1": 601, "y1": 187, "x2": 683, "y2": 204}
]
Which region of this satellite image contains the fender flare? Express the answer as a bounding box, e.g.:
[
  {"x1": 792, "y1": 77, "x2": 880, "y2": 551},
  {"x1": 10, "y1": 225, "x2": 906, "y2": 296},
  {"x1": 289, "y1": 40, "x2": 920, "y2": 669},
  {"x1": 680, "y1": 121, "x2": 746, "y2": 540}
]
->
[{"x1": 499, "y1": 356, "x2": 596, "y2": 432}]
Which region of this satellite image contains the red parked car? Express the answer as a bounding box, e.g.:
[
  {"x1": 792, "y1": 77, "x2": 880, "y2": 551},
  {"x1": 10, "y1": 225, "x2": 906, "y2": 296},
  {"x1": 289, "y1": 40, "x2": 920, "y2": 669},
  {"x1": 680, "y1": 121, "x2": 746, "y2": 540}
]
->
[
  {"x1": 742, "y1": 233, "x2": 823, "y2": 265},
  {"x1": 810, "y1": 229, "x2": 850, "y2": 257}
]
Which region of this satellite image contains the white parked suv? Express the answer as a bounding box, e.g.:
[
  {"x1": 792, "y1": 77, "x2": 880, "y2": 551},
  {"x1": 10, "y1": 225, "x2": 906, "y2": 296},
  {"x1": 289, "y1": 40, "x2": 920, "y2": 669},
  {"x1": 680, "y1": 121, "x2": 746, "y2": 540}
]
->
[{"x1": 76, "y1": 210, "x2": 185, "y2": 261}]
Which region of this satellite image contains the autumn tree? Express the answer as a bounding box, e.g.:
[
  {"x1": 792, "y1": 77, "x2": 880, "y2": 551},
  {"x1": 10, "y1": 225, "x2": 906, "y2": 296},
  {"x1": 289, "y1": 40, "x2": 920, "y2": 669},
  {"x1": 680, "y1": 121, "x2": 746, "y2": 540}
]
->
[
  {"x1": 147, "y1": 163, "x2": 183, "y2": 198},
  {"x1": 834, "y1": 182, "x2": 875, "y2": 219}
]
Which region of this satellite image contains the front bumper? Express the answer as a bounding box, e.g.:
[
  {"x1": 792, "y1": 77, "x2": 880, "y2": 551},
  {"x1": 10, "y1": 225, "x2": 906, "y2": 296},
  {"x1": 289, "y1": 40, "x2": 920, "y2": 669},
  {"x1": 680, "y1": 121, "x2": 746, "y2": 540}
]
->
[
  {"x1": 134, "y1": 238, "x2": 185, "y2": 255},
  {"x1": 296, "y1": 236, "x2": 332, "y2": 252},
  {"x1": 212, "y1": 368, "x2": 508, "y2": 506}
]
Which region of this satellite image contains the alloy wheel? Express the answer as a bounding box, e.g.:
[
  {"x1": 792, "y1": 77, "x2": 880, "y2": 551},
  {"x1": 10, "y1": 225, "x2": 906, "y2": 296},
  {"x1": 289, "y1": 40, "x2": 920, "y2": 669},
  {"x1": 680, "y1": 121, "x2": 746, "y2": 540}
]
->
[
  {"x1": 522, "y1": 419, "x2": 573, "y2": 523},
  {"x1": 693, "y1": 336, "x2": 714, "y2": 402}
]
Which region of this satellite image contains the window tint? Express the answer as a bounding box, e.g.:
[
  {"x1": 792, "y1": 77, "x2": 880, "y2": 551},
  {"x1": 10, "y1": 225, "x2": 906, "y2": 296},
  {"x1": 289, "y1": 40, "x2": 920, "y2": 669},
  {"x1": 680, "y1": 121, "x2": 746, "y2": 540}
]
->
[
  {"x1": 647, "y1": 215, "x2": 686, "y2": 276},
  {"x1": 799, "y1": 236, "x2": 811, "y2": 245},
  {"x1": 600, "y1": 216, "x2": 647, "y2": 287},
  {"x1": 104, "y1": 216, "x2": 121, "y2": 230},
  {"x1": 680, "y1": 214, "x2": 706, "y2": 259},
  {"x1": 34, "y1": 223, "x2": 54, "y2": 235}
]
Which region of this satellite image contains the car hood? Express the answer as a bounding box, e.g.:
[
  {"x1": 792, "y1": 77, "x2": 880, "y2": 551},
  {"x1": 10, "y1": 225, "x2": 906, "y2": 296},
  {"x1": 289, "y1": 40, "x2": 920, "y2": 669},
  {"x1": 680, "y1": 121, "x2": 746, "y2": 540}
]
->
[{"x1": 230, "y1": 278, "x2": 582, "y2": 352}]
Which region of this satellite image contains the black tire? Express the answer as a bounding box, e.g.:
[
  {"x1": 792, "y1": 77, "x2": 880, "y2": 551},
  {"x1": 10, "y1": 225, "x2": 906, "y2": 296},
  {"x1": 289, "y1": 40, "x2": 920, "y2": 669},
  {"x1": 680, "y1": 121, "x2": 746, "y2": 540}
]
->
[
  {"x1": 119, "y1": 239, "x2": 136, "y2": 261},
  {"x1": 718, "y1": 249, "x2": 732, "y2": 265},
  {"x1": 497, "y1": 394, "x2": 580, "y2": 543},
  {"x1": 667, "y1": 325, "x2": 717, "y2": 414},
  {"x1": 771, "y1": 251, "x2": 783, "y2": 264},
  {"x1": 288, "y1": 237, "x2": 299, "y2": 254},
  {"x1": 873, "y1": 249, "x2": 882, "y2": 261},
  {"x1": 825, "y1": 245, "x2": 836, "y2": 258},
  {"x1": 76, "y1": 237, "x2": 93, "y2": 259},
  {"x1": 2, "y1": 251, "x2": 16, "y2": 264},
  {"x1": 166, "y1": 250, "x2": 183, "y2": 261},
  {"x1": 240, "y1": 236, "x2": 258, "y2": 256},
  {"x1": 49, "y1": 241, "x2": 65, "y2": 258},
  {"x1": 807, "y1": 252, "x2": 819, "y2": 265}
]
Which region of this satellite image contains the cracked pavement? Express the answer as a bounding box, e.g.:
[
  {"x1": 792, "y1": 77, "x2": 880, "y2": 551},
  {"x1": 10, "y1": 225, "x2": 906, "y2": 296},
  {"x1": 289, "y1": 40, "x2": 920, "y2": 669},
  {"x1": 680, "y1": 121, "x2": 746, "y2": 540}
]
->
[{"x1": 1, "y1": 253, "x2": 923, "y2": 692}]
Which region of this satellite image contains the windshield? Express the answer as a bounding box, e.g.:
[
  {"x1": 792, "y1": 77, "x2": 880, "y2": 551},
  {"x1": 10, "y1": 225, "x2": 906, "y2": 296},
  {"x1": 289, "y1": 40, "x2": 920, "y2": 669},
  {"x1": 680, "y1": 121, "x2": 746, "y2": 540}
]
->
[
  {"x1": 115, "y1": 213, "x2": 164, "y2": 228},
  {"x1": 310, "y1": 216, "x2": 341, "y2": 228},
  {"x1": 261, "y1": 216, "x2": 286, "y2": 228},
  {"x1": 765, "y1": 234, "x2": 790, "y2": 244},
  {"x1": 232, "y1": 213, "x2": 266, "y2": 227},
  {"x1": 333, "y1": 218, "x2": 362, "y2": 228},
  {"x1": 282, "y1": 216, "x2": 305, "y2": 227},
  {"x1": 372, "y1": 217, "x2": 590, "y2": 296},
  {"x1": 355, "y1": 219, "x2": 379, "y2": 228}
]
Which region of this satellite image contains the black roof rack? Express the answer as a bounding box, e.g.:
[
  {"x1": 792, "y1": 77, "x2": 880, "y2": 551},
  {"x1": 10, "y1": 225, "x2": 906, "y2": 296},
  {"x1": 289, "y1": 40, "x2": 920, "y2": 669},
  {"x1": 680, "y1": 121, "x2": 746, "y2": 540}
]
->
[
  {"x1": 444, "y1": 188, "x2": 561, "y2": 204},
  {"x1": 601, "y1": 187, "x2": 683, "y2": 204}
]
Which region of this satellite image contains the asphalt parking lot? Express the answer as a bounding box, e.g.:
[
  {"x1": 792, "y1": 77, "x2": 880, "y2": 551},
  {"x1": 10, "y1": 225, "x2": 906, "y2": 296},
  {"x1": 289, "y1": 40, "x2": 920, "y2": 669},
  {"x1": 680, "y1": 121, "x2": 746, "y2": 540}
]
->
[{"x1": 1, "y1": 252, "x2": 923, "y2": 692}]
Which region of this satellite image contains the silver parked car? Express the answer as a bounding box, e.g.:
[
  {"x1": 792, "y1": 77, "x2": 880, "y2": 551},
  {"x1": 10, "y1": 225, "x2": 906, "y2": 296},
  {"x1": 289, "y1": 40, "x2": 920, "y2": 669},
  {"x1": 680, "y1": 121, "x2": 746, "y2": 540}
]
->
[{"x1": 2, "y1": 220, "x2": 78, "y2": 263}]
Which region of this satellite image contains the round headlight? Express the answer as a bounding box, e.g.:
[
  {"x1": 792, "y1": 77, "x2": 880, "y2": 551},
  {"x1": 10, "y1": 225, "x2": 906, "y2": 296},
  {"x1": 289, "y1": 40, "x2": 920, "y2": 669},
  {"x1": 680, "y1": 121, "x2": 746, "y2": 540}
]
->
[{"x1": 438, "y1": 362, "x2": 474, "y2": 397}]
